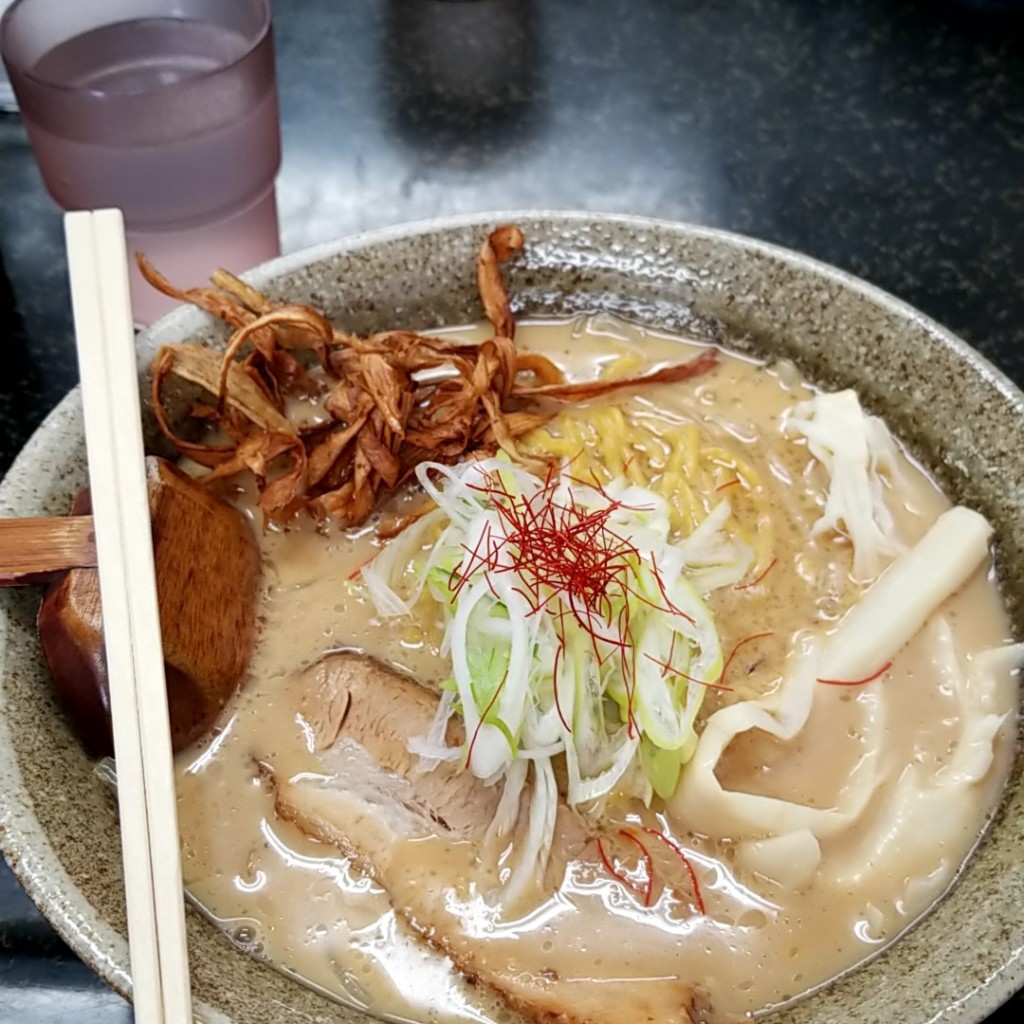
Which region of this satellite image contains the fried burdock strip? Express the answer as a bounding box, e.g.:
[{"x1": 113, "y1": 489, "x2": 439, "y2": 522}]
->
[
  {"x1": 148, "y1": 225, "x2": 720, "y2": 529},
  {"x1": 140, "y1": 257, "x2": 333, "y2": 408}
]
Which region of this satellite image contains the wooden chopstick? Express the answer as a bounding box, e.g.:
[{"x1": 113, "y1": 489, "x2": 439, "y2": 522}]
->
[{"x1": 64, "y1": 210, "x2": 193, "y2": 1024}]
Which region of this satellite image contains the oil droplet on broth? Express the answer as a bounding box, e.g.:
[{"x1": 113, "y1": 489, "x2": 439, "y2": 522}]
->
[{"x1": 230, "y1": 922, "x2": 264, "y2": 957}]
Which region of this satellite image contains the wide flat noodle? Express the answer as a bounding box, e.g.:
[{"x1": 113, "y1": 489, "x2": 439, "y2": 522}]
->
[
  {"x1": 670, "y1": 636, "x2": 886, "y2": 841},
  {"x1": 784, "y1": 389, "x2": 906, "y2": 582},
  {"x1": 824, "y1": 618, "x2": 1013, "y2": 893}
]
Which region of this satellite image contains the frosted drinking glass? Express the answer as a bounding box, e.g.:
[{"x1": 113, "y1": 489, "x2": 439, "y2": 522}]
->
[{"x1": 1, "y1": 0, "x2": 282, "y2": 324}]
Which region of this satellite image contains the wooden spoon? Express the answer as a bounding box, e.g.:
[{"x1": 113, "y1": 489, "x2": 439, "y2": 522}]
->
[{"x1": 0, "y1": 456, "x2": 261, "y2": 756}]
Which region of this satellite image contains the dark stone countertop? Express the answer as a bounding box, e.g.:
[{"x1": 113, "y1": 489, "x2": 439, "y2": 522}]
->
[{"x1": 1, "y1": 0, "x2": 1022, "y2": 1021}]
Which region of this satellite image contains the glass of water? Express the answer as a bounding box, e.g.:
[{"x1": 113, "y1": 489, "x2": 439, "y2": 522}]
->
[{"x1": 0, "y1": 0, "x2": 281, "y2": 324}]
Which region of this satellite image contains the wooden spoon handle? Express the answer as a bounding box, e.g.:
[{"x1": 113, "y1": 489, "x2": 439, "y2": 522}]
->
[{"x1": 0, "y1": 515, "x2": 97, "y2": 585}]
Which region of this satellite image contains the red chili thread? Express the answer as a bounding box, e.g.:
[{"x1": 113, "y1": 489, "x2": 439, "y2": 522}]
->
[
  {"x1": 817, "y1": 660, "x2": 893, "y2": 686},
  {"x1": 452, "y1": 520, "x2": 503, "y2": 599},
  {"x1": 596, "y1": 837, "x2": 647, "y2": 902},
  {"x1": 616, "y1": 599, "x2": 640, "y2": 736},
  {"x1": 720, "y1": 631, "x2": 775, "y2": 687},
  {"x1": 646, "y1": 552, "x2": 697, "y2": 624},
  {"x1": 643, "y1": 652, "x2": 734, "y2": 692},
  {"x1": 661, "y1": 631, "x2": 681, "y2": 692},
  {"x1": 551, "y1": 605, "x2": 572, "y2": 732},
  {"x1": 641, "y1": 826, "x2": 706, "y2": 915},
  {"x1": 734, "y1": 557, "x2": 778, "y2": 591},
  {"x1": 454, "y1": 468, "x2": 703, "y2": 742},
  {"x1": 564, "y1": 471, "x2": 653, "y2": 514},
  {"x1": 716, "y1": 478, "x2": 741, "y2": 492},
  {"x1": 484, "y1": 572, "x2": 502, "y2": 602},
  {"x1": 596, "y1": 833, "x2": 654, "y2": 905},
  {"x1": 618, "y1": 829, "x2": 655, "y2": 907},
  {"x1": 465, "y1": 662, "x2": 510, "y2": 769},
  {"x1": 346, "y1": 553, "x2": 378, "y2": 581}
]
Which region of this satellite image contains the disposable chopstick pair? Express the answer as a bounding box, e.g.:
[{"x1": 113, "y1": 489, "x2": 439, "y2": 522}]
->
[{"x1": 64, "y1": 210, "x2": 193, "y2": 1024}]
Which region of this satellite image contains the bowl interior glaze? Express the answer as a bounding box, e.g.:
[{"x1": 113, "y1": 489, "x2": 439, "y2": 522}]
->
[{"x1": 1, "y1": 212, "x2": 1022, "y2": 1024}]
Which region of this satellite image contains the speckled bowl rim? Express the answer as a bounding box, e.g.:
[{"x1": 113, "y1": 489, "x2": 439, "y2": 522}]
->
[{"x1": 1, "y1": 210, "x2": 1021, "y2": 1024}]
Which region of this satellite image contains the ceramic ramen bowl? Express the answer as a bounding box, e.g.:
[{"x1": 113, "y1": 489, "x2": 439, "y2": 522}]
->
[{"x1": 0, "y1": 212, "x2": 1021, "y2": 1024}]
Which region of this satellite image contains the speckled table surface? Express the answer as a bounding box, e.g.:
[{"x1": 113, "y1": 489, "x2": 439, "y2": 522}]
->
[{"x1": 1, "y1": 0, "x2": 1023, "y2": 1021}]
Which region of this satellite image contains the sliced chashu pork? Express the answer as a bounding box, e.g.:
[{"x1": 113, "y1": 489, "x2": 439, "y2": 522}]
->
[{"x1": 264, "y1": 652, "x2": 715, "y2": 1024}]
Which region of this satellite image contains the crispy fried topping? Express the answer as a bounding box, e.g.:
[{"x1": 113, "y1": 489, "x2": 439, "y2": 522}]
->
[{"x1": 146, "y1": 226, "x2": 719, "y2": 529}]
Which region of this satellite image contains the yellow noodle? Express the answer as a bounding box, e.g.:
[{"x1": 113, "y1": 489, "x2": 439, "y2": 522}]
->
[
  {"x1": 601, "y1": 353, "x2": 644, "y2": 379},
  {"x1": 522, "y1": 402, "x2": 774, "y2": 569},
  {"x1": 596, "y1": 407, "x2": 629, "y2": 478},
  {"x1": 639, "y1": 427, "x2": 672, "y2": 470},
  {"x1": 527, "y1": 429, "x2": 580, "y2": 460},
  {"x1": 625, "y1": 457, "x2": 648, "y2": 490},
  {"x1": 681, "y1": 425, "x2": 701, "y2": 479},
  {"x1": 702, "y1": 445, "x2": 761, "y2": 490},
  {"x1": 663, "y1": 429, "x2": 688, "y2": 482}
]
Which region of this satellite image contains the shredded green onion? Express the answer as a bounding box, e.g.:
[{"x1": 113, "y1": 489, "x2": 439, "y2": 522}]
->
[{"x1": 362, "y1": 455, "x2": 752, "y2": 892}]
